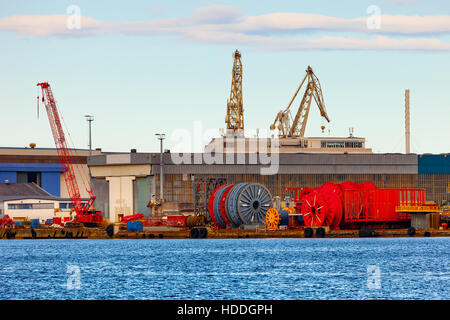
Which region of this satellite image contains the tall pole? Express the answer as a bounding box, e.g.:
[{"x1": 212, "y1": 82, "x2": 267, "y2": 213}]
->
[
  {"x1": 85, "y1": 115, "x2": 94, "y2": 156},
  {"x1": 405, "y1": 90, "x2": 410, "y2": 154},
  {"x1": 155, "y1": 133, "x2": 166, "y2": 200}
]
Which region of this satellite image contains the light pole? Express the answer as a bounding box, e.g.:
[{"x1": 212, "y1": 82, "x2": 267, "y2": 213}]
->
[
  {"x1": 84, "y1": 115, "x2": 94, "y2": 156},
  {"x1": 155, "y1": 133, "x2": 166, "y2": 200}
]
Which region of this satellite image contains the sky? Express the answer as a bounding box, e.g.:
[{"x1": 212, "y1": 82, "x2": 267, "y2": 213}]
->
[{"x1": 0, "y1": 0, "x2": 449, "y2": 154}]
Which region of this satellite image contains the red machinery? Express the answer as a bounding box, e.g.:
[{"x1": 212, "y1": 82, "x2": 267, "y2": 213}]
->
[
  {"x1": 142, "y1": 216, "x2": 187, "y2": 227},
  {"x1": 0, "y1": 215, "x2": 16, "y2": 228},
  {"x1": 120, "y1": 213, "x2": 145, "y2": 223},
  {"x1": 37, "y1": 82, "x2": 102, "y2": 225},
  {"x1": 292, "y1": 181, "x2": 424, "y2": 229}
]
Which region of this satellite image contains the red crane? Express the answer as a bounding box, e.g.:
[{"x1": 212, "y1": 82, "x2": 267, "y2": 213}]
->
[{"x1": 37, "y1": 82, "x2": 102, "y2": 225}]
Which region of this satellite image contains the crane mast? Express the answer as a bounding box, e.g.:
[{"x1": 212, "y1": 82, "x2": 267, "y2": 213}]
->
[
  {"x1": 225, "y1": 49, "x2": 244, "y2": 136},
  {"x1": 270, "y1": 66, "x2": 330, "y2": 138},
  {"x1": 37, "y1": 82, "x2": 99, "y2": 222}
]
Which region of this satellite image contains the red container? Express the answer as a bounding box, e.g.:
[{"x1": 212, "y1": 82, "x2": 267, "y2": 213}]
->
[
  {"x1": 343, "y1": 188, "x2": 425, "y2": 223},
  {"x1": 53, "y1": 217, "x2": 62, "y2": 225}
]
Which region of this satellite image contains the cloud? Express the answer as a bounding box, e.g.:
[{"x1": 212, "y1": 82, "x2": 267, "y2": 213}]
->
[
  {"x1": 0, "y1": 6, "x2": 449, "y2": 51},
  {"x1": 0, "y1": 14, "x2": 104, "y2": 36}
]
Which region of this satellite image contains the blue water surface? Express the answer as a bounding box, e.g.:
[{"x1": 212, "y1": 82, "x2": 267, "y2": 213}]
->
[{"x1": 0, "y1": 238, "x2": 448, "y2": 300}]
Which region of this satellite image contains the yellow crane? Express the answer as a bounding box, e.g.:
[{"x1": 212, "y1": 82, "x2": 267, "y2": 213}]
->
[
  {"x1": 225, "y1": 49, "x2": 244, "y2": 134},
  {"x1": 270, "y1": 66, "x2": 330, "y2": 138}
]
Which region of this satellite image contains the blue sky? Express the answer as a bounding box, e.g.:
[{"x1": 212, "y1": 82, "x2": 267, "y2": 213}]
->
[{"x1": 0, "y1": 0, "x2": 449, "y2": 154}]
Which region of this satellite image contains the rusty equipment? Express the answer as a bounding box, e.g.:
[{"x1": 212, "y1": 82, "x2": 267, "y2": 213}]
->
[{"x1": 193, "y1": 177, "x2": 227, "y2": 221}]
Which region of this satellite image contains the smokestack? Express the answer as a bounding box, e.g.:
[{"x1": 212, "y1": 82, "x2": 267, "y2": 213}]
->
[{"x1": 405, "y1": 89, "x2": 410, "y2": 154}]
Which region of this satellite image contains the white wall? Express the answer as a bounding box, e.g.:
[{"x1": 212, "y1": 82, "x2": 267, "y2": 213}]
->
[
  {"x1": 59, "y1": 164, "x2": 92, "y2": 199},
  {"x1": 4, "y1": 198, "x2": 64, "y2": 221},
  {"x1": 106, "y1": 176, "x2": 135, "y2": 222}
]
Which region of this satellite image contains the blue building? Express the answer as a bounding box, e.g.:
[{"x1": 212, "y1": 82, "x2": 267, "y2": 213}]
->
[
  {"x1": 0, "y1": 163, "x2": 62, "y2": 196},
  {"x1": 0, "y1": 147, "x2": 102, "y2": 199}
]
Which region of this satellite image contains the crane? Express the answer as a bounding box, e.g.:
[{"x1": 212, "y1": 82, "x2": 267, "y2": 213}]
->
[
  {"x1": 270, "y1": 66, "x2": 330, "y2": 138},
  {"x1": 37, "y1": 82, "x2": 102, "y2": 225},
  {"x1": 225, "y1": 49, "x2": 244, "y2": 135}
]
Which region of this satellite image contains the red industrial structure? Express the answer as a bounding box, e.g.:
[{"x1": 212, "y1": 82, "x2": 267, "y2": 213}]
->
[
  {"x1": 37, "y1": 82, "x2": 102, "y2": 225},
  {"x1": 289, "y1": 182, "x2": 426, "y2": 229}
]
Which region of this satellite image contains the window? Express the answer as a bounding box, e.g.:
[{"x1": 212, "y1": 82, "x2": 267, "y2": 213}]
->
[
  {"x1": 60, "y1": 202, "x2": 87, "y2": 210},
  {"x1": 32, "y1": 203, "x2": 54, "y2": 210},
  {"x1": 17, "y1": 172, "x2": 42, "y2": 186},
  {"x1": 8, "y1": 203, "x2": 32, "y2": 209},
  {"x1": 345, "y1": 141, "x2": 363, "y2": 148},
  {"x1": 7, "y1": 203, "x2": 53, "y2": 210},
  {"x1": 321, "y1": 140, "x2": 362, "y2": 149}
]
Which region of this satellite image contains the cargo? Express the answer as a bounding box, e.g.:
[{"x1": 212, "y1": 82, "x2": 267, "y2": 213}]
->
[
  {"x1": 30, "y1": 219, "x2": 40, "y2": 229},
  {"x1": 127, "y1": 221, "x2": 143, "y2": 232}
]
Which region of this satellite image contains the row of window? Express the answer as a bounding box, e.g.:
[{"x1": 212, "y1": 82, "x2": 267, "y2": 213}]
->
[
  {"x1": 7, "y1": 202, "x2": 87, "y2": 210},
  {"x1": 320, "y1": 141, "x2": 363, "y2": 148},
  {"x1": 8, "y1": 203, "x2": 52, "y2": 210}
]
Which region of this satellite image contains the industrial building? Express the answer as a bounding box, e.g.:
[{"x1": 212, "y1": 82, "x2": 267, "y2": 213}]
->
[
  {"x1": 87, "y1": 151, "x2": 450, "y2": 222},
  {"x1": 0, "y1": 182, "x2": 63, "y2": 220},
  {"x1": 0, "y1": 147, "x2": 102, "y2": 198},
  {"x1": 0, "y1": 147, "x2": 103, "y2": 220}
]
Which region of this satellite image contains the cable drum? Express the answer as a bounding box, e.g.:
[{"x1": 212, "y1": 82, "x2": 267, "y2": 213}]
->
[
  {"x1": 228, "y1": 183, "x2": 273, "y2": 226},
  {"x1": 225, "y1": 183, "x2": 249, "y2": 226},
  {"x1": 212, "y1": 184, "x2": 232, "y2": 228},
  {"x1": 279, "y1": 210, "x2": 289, "y2": 226}
]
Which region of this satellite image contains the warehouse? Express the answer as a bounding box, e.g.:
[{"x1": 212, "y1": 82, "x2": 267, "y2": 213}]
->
[
  {"x1": 88, "y1": 152, "x2": 450, "y2": 222},
  {"x1": 0, "y1": 146, "x2": 102, "y2": 198}
]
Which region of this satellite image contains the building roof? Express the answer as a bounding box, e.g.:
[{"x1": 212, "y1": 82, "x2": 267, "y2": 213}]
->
[
  {"x1": 88, "y1": 152, "x2": 419, "y2": 175},
  {"x1": 0, "y1": 182, "x2": 60, "y2": 202},
  {"x1": 0, "y1": 147, "x2": 103, "y2": 164}
]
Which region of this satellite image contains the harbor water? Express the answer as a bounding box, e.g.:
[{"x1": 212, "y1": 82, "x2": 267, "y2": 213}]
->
[{"x1": 0, "y1": 238, "x2": 448, "y2": 300}]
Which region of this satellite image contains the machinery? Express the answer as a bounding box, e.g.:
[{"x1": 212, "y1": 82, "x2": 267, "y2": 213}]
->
[
  {"x1": 290, "y1": 181, "x2": 427, "y2": 229},
  {"x1": 225, "y1": 49, "x2": 244, "y2": 135},
  {"x1": 265, "y1": 208, "x2": 290, "y2": 231},
  {"x1": 270, "y1": 66, "x2": 330, "y2": 138},
  {"x1": 193, "y1": 177, "x2": 227, "y2": 221},
  {"x1": 37, "y1": 82, "x2": 103, "y2": 226},
  {"x1": 0, "y1": 215, "x2": 16, "y2": 229},
  {"x1": 208, "y1": 183, "x2": 272, "y2": 229}
]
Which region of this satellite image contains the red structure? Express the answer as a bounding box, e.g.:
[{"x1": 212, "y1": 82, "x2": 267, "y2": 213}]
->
[
  {"x1": 292, "y1": 181, "x2": 425, "y2": 229},
  {"x1": 37, "y1": 82, "x2": 102, "y2": 225},
  {"x1": 120, "y1": 213, "x2": 144, "y2": 223},
  {"x1": 142, "y1": 216, "x2": 187, "y2": 227}
]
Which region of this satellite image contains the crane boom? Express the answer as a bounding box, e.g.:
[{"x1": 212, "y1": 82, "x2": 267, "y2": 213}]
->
[
  {"x1": 225, "y1": 49, "x2": 244, "y2": 134},
  {"x1": 270, "y1": 66, "x2": 330, "y2": 138},
  {"x1": 37, "y1": 82, "x2": 101, "y2": 224}
]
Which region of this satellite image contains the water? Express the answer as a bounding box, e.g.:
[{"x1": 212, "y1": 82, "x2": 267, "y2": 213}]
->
[{"x1": 0, "y1": 238, "x2": 448, "y2": 300}]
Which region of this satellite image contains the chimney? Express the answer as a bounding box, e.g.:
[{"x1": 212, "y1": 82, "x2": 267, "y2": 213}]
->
[{"x1": 405, "y1": 89, "x2": 410, "y2": 154}]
